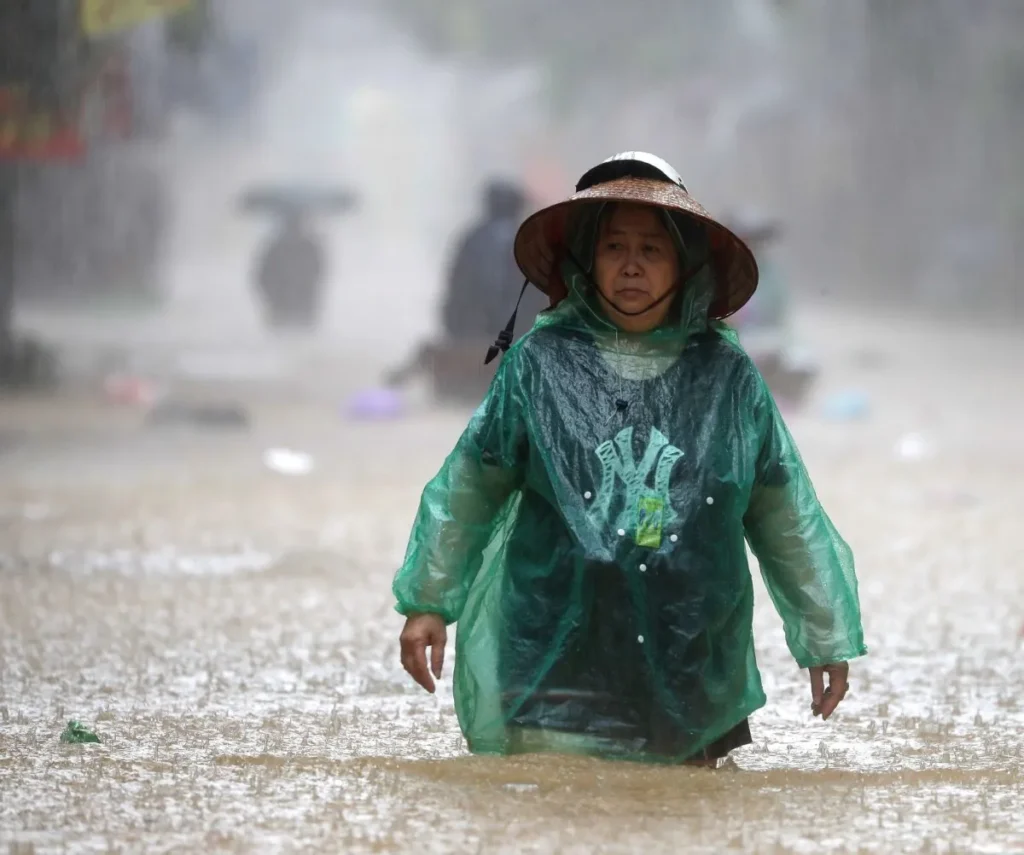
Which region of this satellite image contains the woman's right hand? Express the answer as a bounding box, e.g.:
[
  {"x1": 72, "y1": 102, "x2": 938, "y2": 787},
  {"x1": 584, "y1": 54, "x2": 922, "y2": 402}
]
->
[{"x1": 399, "y1": 612, "x2": 448, "y2": 693}]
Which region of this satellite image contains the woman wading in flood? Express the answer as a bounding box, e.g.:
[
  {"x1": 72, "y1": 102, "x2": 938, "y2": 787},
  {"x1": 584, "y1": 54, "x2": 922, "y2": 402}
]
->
[{"x1": 393, "y1": 152, "x2": 866, "y2": 765}]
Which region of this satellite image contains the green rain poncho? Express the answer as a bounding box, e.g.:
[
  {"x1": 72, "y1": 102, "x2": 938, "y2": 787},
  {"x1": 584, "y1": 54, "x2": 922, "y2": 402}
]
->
[{"x1": 393, "y1": 202, "x2": 866, "y2": 763}]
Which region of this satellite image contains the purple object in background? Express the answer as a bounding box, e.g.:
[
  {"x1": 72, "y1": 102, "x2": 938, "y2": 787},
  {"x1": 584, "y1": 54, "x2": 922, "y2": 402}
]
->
[{"x1": 346, "y1": 387, "x2": 405, "y2": 420}]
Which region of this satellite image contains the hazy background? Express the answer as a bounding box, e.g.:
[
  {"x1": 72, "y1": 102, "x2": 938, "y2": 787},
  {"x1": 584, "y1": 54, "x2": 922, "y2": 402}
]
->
[{"x1": 7, "y1": 0, "x2": 1024, "y2": 360}]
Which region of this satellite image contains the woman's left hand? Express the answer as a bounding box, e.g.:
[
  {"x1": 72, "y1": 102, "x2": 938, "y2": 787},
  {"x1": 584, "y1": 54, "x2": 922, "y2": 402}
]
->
[{"x1": 809, "y1": 662, "x2": 849, "y2": 720}]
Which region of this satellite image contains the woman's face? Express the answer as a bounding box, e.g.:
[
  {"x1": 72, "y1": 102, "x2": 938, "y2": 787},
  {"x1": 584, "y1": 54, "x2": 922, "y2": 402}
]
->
[{"x1": 592, "y1": 203, "x2": 680, "y2": 333}]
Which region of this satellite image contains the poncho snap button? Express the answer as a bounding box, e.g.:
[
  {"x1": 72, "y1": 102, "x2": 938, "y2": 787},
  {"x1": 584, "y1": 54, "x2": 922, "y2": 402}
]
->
[
  {"x1": 639, "y1": 564, "x2": 647, "y2": 572},
  {"x1": 584, "y1": 491, "x2": 592, "y2": 500},
  {"x1": 706, "y1": 496, "x2": 715, "y2": 505},
  {"x1": 617, "y1": 528, "x2": 626, "y2": 537},
  {"x1": 670, "y1": 534, "x2": 678, "y2": 543},
  {"x1": 637, "y1": 635, "x2": 645, "y2": 644}
]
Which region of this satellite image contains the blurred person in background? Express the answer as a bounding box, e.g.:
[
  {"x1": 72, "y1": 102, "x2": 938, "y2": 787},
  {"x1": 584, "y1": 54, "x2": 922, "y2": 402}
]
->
[
  {"x1": 728, "y1": 210, "x2": 817, "y2": 408},
  {"x1": 440, "y1": 178, "x2": 545, "y2": 341},
  {"x1": 393, "y1": 152, "x2": 866, "y2": 766},
  {"x1": 385, "y1": 177, "x2": 547, "y2": 400},
  {"x1": 242, "y1": 184, "x2": 357, "y2": 332},
  {"x1": 252, "y1": 210, "x2": 326, "y2": 331},
  {"x1": 729, "y1": 212, "x2": 786, "y2": 336}
]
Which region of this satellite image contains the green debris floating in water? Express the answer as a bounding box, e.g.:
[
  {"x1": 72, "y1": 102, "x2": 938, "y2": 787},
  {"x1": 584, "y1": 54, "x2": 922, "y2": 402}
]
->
[{"x1": 59, "y1": 720, "x2": 100, "y2": 744}]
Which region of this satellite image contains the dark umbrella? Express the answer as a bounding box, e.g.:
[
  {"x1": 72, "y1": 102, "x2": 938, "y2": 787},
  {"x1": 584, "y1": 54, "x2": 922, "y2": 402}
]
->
[{"x1": 238, "y1": 185, "x2": 359, "y2": 219}]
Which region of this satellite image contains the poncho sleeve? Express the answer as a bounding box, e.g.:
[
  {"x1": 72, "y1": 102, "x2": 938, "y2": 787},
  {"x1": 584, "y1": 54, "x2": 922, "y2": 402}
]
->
[
  {"x1": 742, "y1": 369, "x2": 867, "y2": 669},
  {"x1": 392, "y1": 354, "x2": 527, "y2": 625}
]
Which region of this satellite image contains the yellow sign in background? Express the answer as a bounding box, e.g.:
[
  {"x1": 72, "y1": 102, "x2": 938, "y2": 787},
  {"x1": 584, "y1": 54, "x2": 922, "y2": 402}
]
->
[{"x1": 80, "y1": 0, "x2": 194, "y2": 37}]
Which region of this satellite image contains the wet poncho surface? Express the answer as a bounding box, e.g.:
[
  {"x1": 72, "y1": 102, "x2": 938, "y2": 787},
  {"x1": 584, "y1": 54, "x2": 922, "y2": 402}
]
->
[{"x1": 393, "y1": 210, "x2": 866, "y2": 763}]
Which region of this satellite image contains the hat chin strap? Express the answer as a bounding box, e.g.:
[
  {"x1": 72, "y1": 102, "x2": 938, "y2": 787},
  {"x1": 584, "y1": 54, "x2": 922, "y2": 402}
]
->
[
  {"x1": 565, "y1": 247, "x2": 704, "y2": 319},
  {"x1": 482, "y1": 253, "x2": 705, "y2": 365},
  {"x1": 484, "y1": 279, "x2": 529, "y2": 365},
  {"x1": 599, "y1": 282, "x2": 679, "y2": 318}
]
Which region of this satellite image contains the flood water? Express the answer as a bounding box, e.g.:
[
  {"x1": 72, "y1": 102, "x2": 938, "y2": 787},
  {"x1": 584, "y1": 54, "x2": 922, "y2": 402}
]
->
[{"x1": 1, "y1": 307, "x2": 1022, "y2": 854}]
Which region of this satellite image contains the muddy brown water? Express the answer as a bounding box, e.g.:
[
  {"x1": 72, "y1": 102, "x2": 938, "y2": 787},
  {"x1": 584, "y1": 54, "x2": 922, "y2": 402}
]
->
[{"x1": 1, "y1": 312, "x2": 1022, "y2": 853}]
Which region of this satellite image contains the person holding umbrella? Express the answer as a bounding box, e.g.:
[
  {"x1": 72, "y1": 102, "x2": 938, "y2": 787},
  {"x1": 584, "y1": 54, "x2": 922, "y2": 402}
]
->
[{"x1": 241, "y1": 186, "x2": 357, "y2": 331}]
